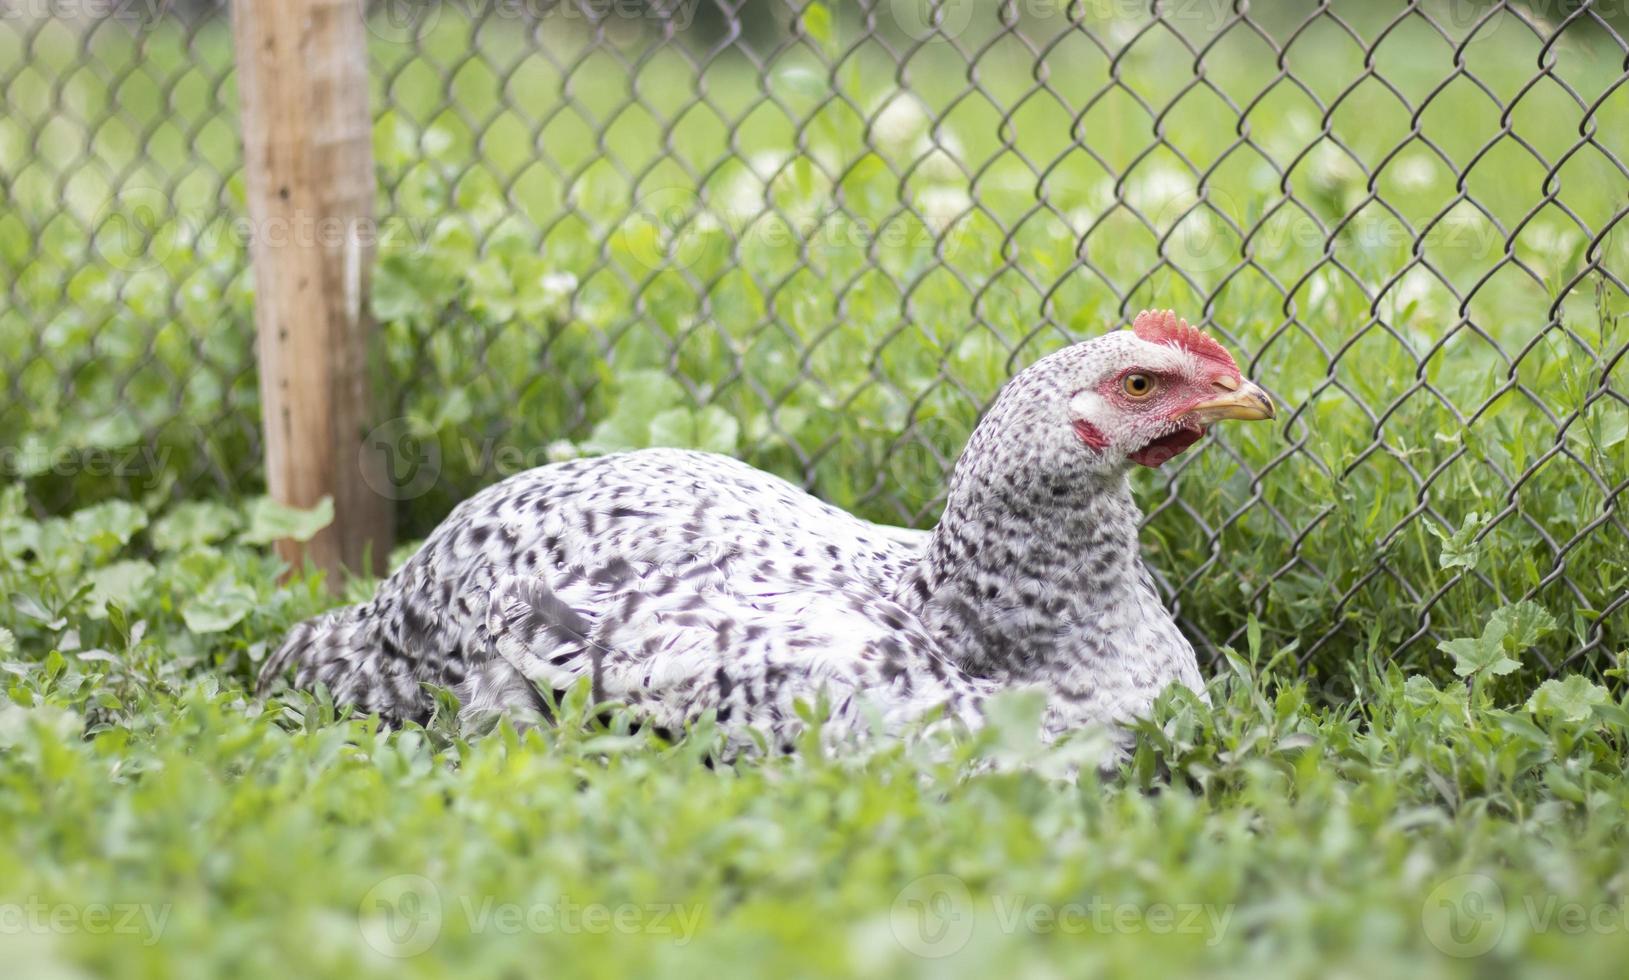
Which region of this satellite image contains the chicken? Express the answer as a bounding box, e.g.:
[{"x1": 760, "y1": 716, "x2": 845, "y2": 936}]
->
[{"x1": 260, "y1": 310, "x2": 1274, "y2": 754}]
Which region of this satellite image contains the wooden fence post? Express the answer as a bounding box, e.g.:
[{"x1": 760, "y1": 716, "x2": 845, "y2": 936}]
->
[{"x1": 232, "y1": 0, "x2": 392, "y2": 582}]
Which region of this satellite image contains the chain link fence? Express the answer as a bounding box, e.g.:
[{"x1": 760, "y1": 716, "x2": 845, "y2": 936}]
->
[{"x1": 2, "y1": 0, "x2": 1625, "y2": 677}]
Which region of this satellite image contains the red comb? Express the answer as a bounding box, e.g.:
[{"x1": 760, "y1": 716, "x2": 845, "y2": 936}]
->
[{"x1": 1130, "y1": 309, "x2": 1238, "y2": 375}]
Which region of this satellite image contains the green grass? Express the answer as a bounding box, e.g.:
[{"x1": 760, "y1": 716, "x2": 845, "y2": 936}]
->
[
  {"x1": 2, "y1": 3, "x2": 1628, "y2": 976},
  {"x1": 2, "y1": 494, "x2": 1628, "y2": 977}
]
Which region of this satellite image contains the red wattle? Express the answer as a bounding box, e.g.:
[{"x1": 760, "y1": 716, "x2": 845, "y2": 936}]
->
[{"x1": 1072, "y1": 418, "x2": 1109, "y2": 450}]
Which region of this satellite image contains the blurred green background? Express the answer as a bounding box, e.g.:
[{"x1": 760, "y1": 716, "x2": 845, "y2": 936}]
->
[{"x1": 2, "y1": 0, "x2": 1624, "y2": 676}]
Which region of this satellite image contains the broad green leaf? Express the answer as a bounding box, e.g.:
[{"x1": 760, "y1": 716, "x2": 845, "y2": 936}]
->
[
  {"x1": 151, "y1": 501, "x2": 240, "y2": 551},
  {"x1": 582, "y1": 413, "x2": 650, "y2": 454},
  {"x1": 69, "y1": 500, "x2": 148, "y2": 555},
  {"x1": 979, "y1": 688, "x2": 1050, "y2": 764},
  {"x1": 84, "y1": 560, "x2": 156, "y2": 619},
  {"x1": 690, "y1": 407, "x2": 741, "y2": 455},
  {"x1": 581, "y1": 370, "x2": 687, "y2": 454},
  {"x1": 240, "y1": 496, "x2": 334, "y2": 546},
  {"x1": 77, "y1": 414, "x2": 141, "y2": 449},
  {"x1": 1440, "y1": 619, "x2": 1520, "y2": 678},
  {"x1": 0, "y1": 484, "x2": 24, "y2": 519},
  {"x1": 1489, "y1": 600, "x2": 1559, "y2": 655},
  {"x1": 182, "y1": 579, "x2": 258, "y2": 634},
  {"x1": 1526, "y1": 675, "x2": 1609, "y2": 723},
  {"x1": 466, "y1": 258, "x2": 515, "y2": 320},
  {"x1": 1426, "y1": 511, "x2": 1488, "y2": 572},
  {"x1": 1403, "y1": 674, "x2": 1467, "y2": 711},
  {"x1": 430, "y1": 387, "x2": 474, "y2": 429},
  {"x1": 372, "y1": 254, "x2": 435, "y2": 320},
  {"x1": 649, "y1": 406, "x2": 740, "y2": 455},
  {"x1": 12, "y1": 433, "x2": 59, "y2": 478},
  {"x1": 1599, "y1": 411, "x2": 1626, "y2": 449},
  {"x1": 615, "y1": 370, "x2": 686, "y2": 418},
  {"x1": 647, "y1": 408, "x2": 695, "y2": 450}
]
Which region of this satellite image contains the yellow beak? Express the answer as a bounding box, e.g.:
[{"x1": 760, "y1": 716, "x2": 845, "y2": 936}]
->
[{"x1": 1188, "y1": 379, "x2": 1276, "y2": 422}]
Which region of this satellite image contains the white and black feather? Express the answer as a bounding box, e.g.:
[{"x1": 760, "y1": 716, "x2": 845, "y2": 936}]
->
[{"x1": 261, "y1": 331, "x2": 1215, "y2": 755}]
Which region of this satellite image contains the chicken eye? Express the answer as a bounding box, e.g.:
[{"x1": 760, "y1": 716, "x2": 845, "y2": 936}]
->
[{"x1": 1122, "y1": 373, "x2": 1156, "y2": 398}]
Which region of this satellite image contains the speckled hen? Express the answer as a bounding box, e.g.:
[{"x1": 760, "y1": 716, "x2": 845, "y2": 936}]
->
[{"x1": 260, "y1": 310, "x2": 1274, "y2": 755}]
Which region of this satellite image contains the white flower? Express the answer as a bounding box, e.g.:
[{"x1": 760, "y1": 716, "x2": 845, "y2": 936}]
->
[
  {"x1": 912, "y1": 132, "x2": 965, "y2": 183},
  {"x1": 539, "y1": 272, "x2": 578, "y2": 303},
  {"x1": 747, "y1": 151, "x2": 788, "y2": 181},
  {"x1": 1105, "y1": 19, "x2": 1141, "y2": 48},
  {"x1": 721, "y1": 172, "x2": 766, "y2": 222},
  {"x1": 1304, "y1": 272, "x2": 1331, "y2": 313},
  {"x1": 871, "y1": 92, "x2": 931, "y2": 155},
  {"x1": 1393, "y1": 157, "x2": 1438, "y2": 191},
  {"x1": 1091, "y1": 177, "x2": 1117, "y2": 208},
  {"x1": 1306, "y1": 142, "x2": 1362, "y2": 191},
  {"x1": 1391, "y1": 267, "x2": 1447, "y2": 322},
  {"x1": 546, "y1": 440, "x2": 578, "y2": 463},
  {"x1": 917, "y1": 187, "x2": 971, "y2": 233},
  {"x1": 722, "y1": 152, "x2": 831, "y2": 224},
  {"x1": 686, "y1": 211, "x2": 726, "y2": 237},
  {"x1": 1125, "y1": 164, "x2": 1195, "y2": 211},
  {"x1": 1064, "y1": 207, "x2": 1097, "y2": 238},
  {"x1": 1263, "y1": 110, "x2": 1320, "y2": 161},
  {"x1": 1284, "y1": 110, "x2": 1318, "y2": 139},
  {"x1": 1521, "y1": 222, "x2": 1583, "y2": 277},
  {"x1": 714, "y1": 154, "x2": 783, "y2": 221},
  {"x1": 1525, "y1": 222, "x2": 1581, "y2": 256}
]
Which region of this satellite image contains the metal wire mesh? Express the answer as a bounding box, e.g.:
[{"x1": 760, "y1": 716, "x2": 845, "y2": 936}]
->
[
  {"x1": 1, "y1": 1, "x2": 254, "y2": 506},
  {"x1": 2, "y1": 0, "x2": 1625, "y2": 676}
]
